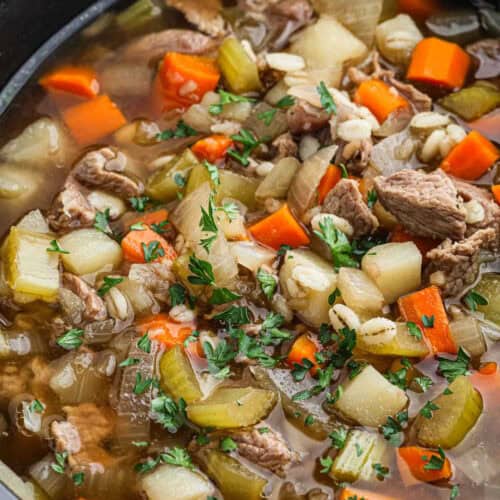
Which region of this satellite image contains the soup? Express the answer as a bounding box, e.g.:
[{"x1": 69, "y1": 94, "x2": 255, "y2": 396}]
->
[{"x1": 0, "y1": 1, "x2": 499, "y2": 499}]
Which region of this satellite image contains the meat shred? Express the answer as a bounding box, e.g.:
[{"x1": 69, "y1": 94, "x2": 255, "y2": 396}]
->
[
  {"x1": 426, "y1": 228, "x2": 496, "y2": 297},
  {"x1": 165, "y1": 0, "x2": 226, "y2": 37},
  {"x1": 272, "y1": 132, "x2": 298, "y2": 160},
  {"x1": 62, "y1": 273, "x2": 107, "y2": 322},
  {"x1": 374, "y1": 169, "x2": 466, "y2": 240},
  {"x1": 287, "y1": 99, "x2": 330, "y2": 135},
  {"x1": 323, "y1": 179, "x2": 379, "y2": 238}
]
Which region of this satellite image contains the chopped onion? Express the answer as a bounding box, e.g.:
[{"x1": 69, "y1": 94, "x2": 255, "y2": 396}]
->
[
  {"x1": 229, "y1": 241, "x2": 277, "y2": 272},
  {"x1": 16, "y1": 209, "x2": 50, "y2": 233},
  {"x1": 373, "y1": 107, "x2": 413, "y2": 138},
  {"x1": 255, "y1": 157, "x2": 300, "y2": 201},
  {"x1": 288, "y1": 145, "x2": 337, "y2": 217},
  {"x1": 30, "y1": 454, "x2": 69, "y2": 499},
  {"x1": 449, "y1": 316, "x2": 486, "y2": 358}
]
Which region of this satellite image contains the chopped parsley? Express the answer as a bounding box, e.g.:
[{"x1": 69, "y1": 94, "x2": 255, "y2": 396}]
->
[
  {"x1": 151, "y1": 395, "x2": 186, "y2": 433},
  {"x1": 209, "y1": 287, "x2": 241, "y2": 305},
  {"x1": 203, "y1": 339, "x2": 236, "y2": 379},
  {"x1": 157, "y1": 120, "x2": 198, "y2": 140},
  {"x1": 174, "y1": 173, "x2": 186, "y2": 188},
  {"x1": 142, "y1": 240, "x2": 165, "y2": 262},
  {"x1": 277, "y1": 244, "x2": 292, "y2": 257},
  {"x1": 329, "y1": 427, "x2": 347, "y2": 449},
  {"x1": 137, "y1": 332, "x2": 151, "y2": 353},
  {"x1": 213, "y1": 306, "x2": 250, "y2": 326},
  {"x1": 46, "y1": 240, "x2": 69, "y2": 254},
  {"x1": 355, "y1": 443, "x2": 363, "y2": 457},
  {"x1": 169, "y1": 283, "x2": 187, "y2": 306},
  {"x1": 209, "y1": 90, "x2": 255, "y2": 115},
  {"x1": 422, "y1": 447, "x2": 446, "y2": 470},
  {"x1": 305, "y1": 415, "x2": 315, "y2": 426},
  {"x1": 97, "y1": 276, "x2": 124, "y2": 296},
  {"x1": 258, "y1": 427, "x2": 270, "y2": 434},
  {"x1": 56, "y1": 328, "x2": 84, "y2": 350},
  {"x1": 94, "y1": 208, "x2": 111, "y2": 233},
  {"x1": 183, "y1": 330, "x2": 200, "y2": 348},
  {"x1": 218, "y1": 201, "x2": 239, "y2": 221},
  {"x1": 385, "y1": 366, "x2": 409, "y2": 390},
  {"x1": 319, "y1": 456, "x2": 333, "y2": 474},
  {"x1": 464, "y1": 290, "x2": 488, "y2": 312},
  {"x1": 314, "y1": 217, "x2": 357, "y2": 269},
  {"x1": 188, "y1": 255, "x2": 215, "y2": 286},
  {"x1": 291, "y1": 358, "x2": 314, "y2": 382},
  {"x1": 51, "y1": 451, "x2": 68, "y2": 475},
  {"x1": 72, "y1": 472, "x2": 85, "y2": 486},
  {"x1": 406, "y1": 321, "x2": 423, "y2": 341},
  {"x1": 317, "y1": 81, "x2": 336, "y2": 115},
  {"x1": 380, "y1": 410, "x2": 408, "y2": 446},
  {"x1": 220, "y1": 437, "x2": 238, "y2": 453},
  {"x1": 450, "y1": 485, "x2": 460, "y2": 499},
  {"x1": 129, "y1": 196, "x2": 150, "y2": 212},
  {"x1": 29, "y1": 399, "x2": 45, "y2": 414},
  {"x1": 275, "y1": 95, "x2": 295, "y2": 109},
  {"x1": 328, "y1": 288, "x2": 341, "y2": 305},
  {"x1": 414, "y1": 376, "x2": 433, "y2": 392},
  {"x1": 199, "y1": 197, "x2": 218, "y2": 252},
  {"x1": 134, "y1": 457, "x2": 160, "y2": 474},
  {"x1": 367, "y1": 189, "x2": 378, "y2": 209},
  {"x1": 437, "y1": 347, "x2": 471, "y2": 382},
  {"x1": 339, "y1": 163, "x2": 349, "y2": 178},
  {"x1": 133, "y1": 372, "x2": 153, "y2": 394},
  {"x1": 159, "y1": 447, "x2": 194, "y2": 469},
  {"x1": 119, "y1": 357, "x2": 140, "y2": 368},
  {"x1": 227, "y1": 129, "x2": 262, "y2": 166},
  {"x1": 203, "y1": 160, "x2": 220, "y2": 186},
  {"x1": 151, "y1": 220, "x2": 170, "y2": 235},
  {"x1": 257, "y1": 108, "x2": 277, "y2": 126},
  {"x1": 132, "y1": 441, "x2": 149, "y2": 447},
  {"x1": 256, "y1": 268, "x2": 277, "y2": 300},
  {"x1": 373, "y1": 463, "x2": 390, "y2": 480},
  {"x1": 420, "y1": 401, "x2": 440, "y2": 419},
  {"x1": 422, "y1": 314, "x2": 435, "y2": 328}
]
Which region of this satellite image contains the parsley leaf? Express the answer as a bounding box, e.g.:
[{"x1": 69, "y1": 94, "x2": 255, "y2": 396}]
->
[
  {"x1": 220, "y1": 437, "x2": 238, "y2": 453},
  {"x1": 218, "y1": 202, "x2": 239, "y2": 221},
  {"x1": 174, "y1": 173, "x2": 186, "y2": 188},
  {"x1": 203, "y1": 340, "x2": 236, "y2": 379},
  {"x1": 406, "y1": 321, "x2": 423, "y2": 340},
  {"x1": 329, "y1": 427, "x2": 347, "y2": 449},
  {"x1": 339, "y1": 163, "x2": 349, "y2": 178},
  {"x1": 464, "y1": 290, "x2": 488, "y2": 312},
  {"x1": 188, "y1": 255, "x2": 215, "y2": 286},
  {"x1": 183, "y1": 330, "x2": 200, "y2": 348},
  {"x1": 319, "y1": 456, "x2": 333, "y2": 474},
  {"x1": 380, "y1": 410, "x2": 408, "y2": 446},
  {"x1": 160, "y1": 447, "x2": 194, "y2": 469},
  {"x1": 141, "y1": 241, "x2": 165, "y2": 262},
  {"x1": 367, "y1": 189, "x2": 378, "y2": 209},
  {"x1": 97, "y1": 276, "x2": 124, "y2": 296},
  {"x1": 119, "y1": 357, "x2": 140, "y2": 368},
  {"x1": 130, "y1": 222, "x2": 146, "y2": 231},
  {"x1": 291, "y1": 358, "x2": 314, "y2": 382},
  {"x1": 51, "y1": 451, "x2": 68, "y2": 475},
  {"x1": 199, "y1": 197, "x2": 218, "y2": 253},
  {"x1": 314, "y1": 217, "x2": 357, "y2": 269},
  {"x1": 373, "y1": 463, "x2": 390, "y2": 480},
  {"x1": 46, "y1": 240, "x2": 69, "y2": 254},
  {"x1": 29, "y1": 399, "x2": 45, "y2": 414},
  {"x1": 213, "y1": 306, "x2": 250, "y2": 326},
  {"x1": 256, "y1": 268, "x2": 277, "y2": 299},
  {"x1": 133, "y1": 372, "x2": 153, "y2": 394},
  {"x1": 317, "y1": 81, "x2": 336, "y2": 115},
  {"x1": 209, "y1": 288, "x2": 241, "y2": 305},
  {"x1": 151, "y1": 395, "x2": 186, "y2": 433},
  {"x1": 151, "y1": 220, "x2": 170, "y2": 235},
  {"x1": 209, "y1": 90, "x2": 255, "y2": 115},
  {"x1": 385, "y1": 366, "x2": 408, "y2": 390},
  {"x1": 137, "y1": 332, "x2": 151, "y2": 353},
  {"x1": 157, "y1": 120, "x2": 198, "y2": 140},
  {"x1": 56, "y1": 328, "x2": 84, "y2": 350},
  {"x1": 169, "y1": 283, "x2": 187, "y2": 306},
  {"x1": 203, "y1": 160, "x2": 220, "y2": 186},
  {"x1": 134, "y1": 457, "x2": 160, "y2": 474},
  {"x1": 414, "y1": 376, "x2": 433, "y2": 392},
  {"x1": 277, "y1": 244, "x2": 292, "y2": 257},
  {"x1": 423, "y1": 447, "x2": 446, "y2": 470},
  {"x1": 129, "y1": 196, "x2": 150, "y2": 212},
  {"x1": 261, "y1": 312, "x2": 284, "y2": 330},
  {"x1": 437, "y1": 347, "x2": 471, "y2": 382},
  {"x1": 328, "y1": 288, "x2": 341, "y2": 305},
  {"x1": 450, "y1": 485, "x2": 460, "y2": 500},
  {"x1": 227, "y1": 129, "x2": 261, "y2": 166},
  {"x1": 72, "y1": 471, "x2": 85, "y2": 486},
  {"x1": 257, "y1": 109, "x2": 277, "y2": 126},
  {"x1": 94, "y1": 208, "x2": 111, "y2": 233},
  {"x1": 420, "y1": 400, "x2": 439, "y2": 419},
  {"x1": 275, "y1": 95, "x2": 295, "y2": 109},
  {"x1": 422, "y1": 314, "x2": 435, "y2": 328}
]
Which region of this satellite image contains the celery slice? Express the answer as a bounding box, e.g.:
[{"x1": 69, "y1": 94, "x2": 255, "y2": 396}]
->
[
  {"x1": 160, "y1": 346, "x2": 202, "y2": 404},
  {"x1": 185, "y1": 164, "x2": 211, "y2": 196},
  {"x1": 115, "y1": 0, "x2": 161, "y2": 31},
  {"x1": 417, "y1": 375, "x2": 483, "y2": 449},
  {"x1": 330, "y1": 429, "x2": 377, "y2": 482},
  {"x1": 197, "y1": 449, "x2": 266, "y2": 500},
  {"x1": 186, "y1": 386, "x2": 276, "y2": 428},
  {"x1": 449, "y1": 316, "x2": 486, "y2": 358},
  {"x1": 474, "y1": 274, "x2": 500, "y2": 327},
  {"x1": 4, "y1": 227, "x2": 59, "y2": 301},
  {"x1": 217, "y1": 38, "x2": 262, "y2": 94}
]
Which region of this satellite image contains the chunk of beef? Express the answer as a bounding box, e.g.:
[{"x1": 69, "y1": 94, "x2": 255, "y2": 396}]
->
[
  {"x1": 51, "y1": 421, "x2": 82, "y2": 454},
  {"x1": 230, "y1": 425, "x2": 300, "y2": 477},
  {"x1": 62, "y1": 273, "x2": 107, "y2": 322},
  {"x1": 467, "y1": 38, "x2": 500, "y2": 79},
  {"x1": 287, "y1": 99, "x2": 330, "y2": 135},
  {"x1": 121, "y1": 29, "x2": 219, "y2": 62},
  {"x1": 165, "y1": 0, "x2": 226, "y2": 37},
  {"x1": 0, "y1": 363, "x2": 29, "y2": 406},
  {"x1": 48, "y1": 178, "x2": 95, "y2": 233},
  {"x1": 64, "y1": 403, "x2": 114, "y2": 447},
  {"x1": 73, "y1": 148, "x2": 143, "y2": 198},
  {"x1": 272, "y1": 132, "x2": 298, "y2": 160},
  {"x1": 426, "y1": 228, "x2": 496, "y2": 297},
  {"x1": 374, "y1": 169, "x2": 466, "y2": 240},
  {"x1": 128, "y1": 259, "x2": 174, "y2": 304},
  {"x1": 451, "y1": 176, "x2": 500, "y2": 251},
  {"x1": 323, "y1": 179, "x2": 379, "y2": 238},
  {"x1": 268, "y1": 0, "x2": 313, "y2": 23}
]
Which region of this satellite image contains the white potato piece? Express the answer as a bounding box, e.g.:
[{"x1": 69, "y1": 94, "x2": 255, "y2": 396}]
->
[
  {"x1": 362, "y1": 242, "x2": 422, "y2": 304},
  {"x1": 59, "y1": 229, "x2": 122, "y2": 275},
  {"x1": 280, "y1": 249, "x2": 337, "y2": 327},
  {"x1": 0, "y1": 164, "x2": 41, "y2": 199},
  {"x1": 337, "y1": 267, "x2": 385, "y2": 313},
  {"x1": 289, "y1": 15, "x2": 367, "y2": 87},
  {"x1": 333, "y1": 364, "x2": 408, "y2": 426},
  {"x1": 0, "y1": 118, "x2": 68, "y2": 166},
  {"x1": 87, "y1": 190, "x2": 127, "y2": 219},
  {"x1": 16, "y1": 210, "x2": 50, "y2": 234}
]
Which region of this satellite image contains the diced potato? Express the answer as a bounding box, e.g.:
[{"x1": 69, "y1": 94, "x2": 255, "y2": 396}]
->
[
  {"x1": 59, "y1": 229, "x2": 122, "y2": 275},
  {"x1": 362, "y1": 242, "x2": 422, "y2": 304},
  {"x1": 17, "y1": 210, "x2": 50, "y2": 233},
  {"x1": 333, "y1": 365, "x2": 408, "y2": 427},
  {"x1": 255, "y1": 157, "x2": 300, "y2": 201},
  {"x1": 186, "y1": 386, "x2": 276, "y2": 428},
  {"x1": 337, "y1": 267, "x2": 385, "y2": 314},
  {"x1": 4, "y1": 227, "x2": 59, "y2": 301},
  {"x1": 87, "y1": 190, "x2": 127, "y2": 219},
  {"x1": 417, "y1": 376, "x2": 482, "y2": 449},
  {"x1": 449, "y1": 316, "x2": 486, "y2": 358},
  {"x1": 141, "y1": 464, "x2": 213, "y2": 500},
  {"x1": 197, "y1": 449, "x2": 266, "y2": 500},
  {"x1": 289, "y1": 15, "x2": 367, "y2": 87},
  {"x1": 279, "y1": 249, "x2": 337, "y2": 327},
  {"x1": 0, "y1": 118, "x2": 68, "y2": 166},
  {"x1": 0, "y1": 164, "x2": 40, "y2": 199},
  {"x1": 160, "y1": 346, "x2": 202, "y2": 404},
  {"x1": 330, "y1": 429, "x2": 377, "y2": 482},
  {"x1": 357, "y1": 322, "x2": 429, "y2": 358}
]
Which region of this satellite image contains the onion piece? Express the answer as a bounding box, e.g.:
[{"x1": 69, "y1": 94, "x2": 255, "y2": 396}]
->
[
  {"x1": 30, "y1": 454, "x2": 69, "y2": 499},
  {"x1": 255, "y1": 157, "x2": 300, "y2": 201},
  {"x1": 229, "y1": 242, "x2": 276, "y2": 272},
  {"x1": 370, "y1": 129, "x2": 418, "y2": 175},
  {"x1": 287, "y1": 145, "x2": 337, "y2": 217},
  {"x1": 373, "y1": 107, "x2": 413, "y2": 138}
]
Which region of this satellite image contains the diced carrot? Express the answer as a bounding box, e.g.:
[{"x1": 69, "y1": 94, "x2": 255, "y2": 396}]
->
[
  {"x1": 398, "y1": 286, "x2": 456, "y2": 354},
  {"x1": 339, "y1": 487, "x2": 399, "y2": 500},
  {"x1": 440, "y1": 130, "x2": 500, "y2": 180},
  {"x1": 191, "y1": 135, "x2": 233, "y2": 163},
  {"x1": 407, "y1": 37, "x2": 471, "y2": 90},
  {"x1": 287, "y1": 334, "x2": 320, "y2": 375},
  {"x1": 121, "y1": 227, "x2": 176, "y2": 264},
  {"x1": 249, "y1": 203, "x2": 310, "y2": 250},
  {"x1": 39, "y1": 66, "x2": 100, "y2": 99},
  {"x1": 390, "y1": 225, "x2": 439, "y2": 257},
  {"x1": 318, "y1": 165, "x2": 342, "y2": 204},
  {"x1": 137, "y1": 313, "x2": 194, "y2": 348},
  {"x1": 397, "y1": 0, "x2": 441, "y2": 20},
  {"x1": 129, "y1": 209, "x2": 169, "y2": 228},
  {"x1": 492, "y1": 185, "x2": 500, "y2": 204},
  {"x1": 62, "y1": 94, "x2": 127, "y2": 145},
  {"x1": 354, "y1": 79, "x2": 409, "y2": 123},
  {"x1": 479, "y1": 361, "x2": 497, "y2": 375},
  {"x1": 151, "y1": 73, "x2": 189, "y2": 114},
  {"x1": 154, "y1": 52, "x2": 220, "y2": 113},
  {"x1": 397, "y1": 446, "x2": 452, "y2": 485}
]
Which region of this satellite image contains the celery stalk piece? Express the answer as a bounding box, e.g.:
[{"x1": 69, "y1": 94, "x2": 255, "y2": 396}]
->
[
  {"x1": 449, "y1": 316, "x2": 486, "y2": 358},
  {"x1": 474, "y1": 274, "x2": 500, "y2": 327},
  {"x1": 439, "y1": 84, "x2": 500, "y2": 121},
  {"x1": 357, "y1": 322, "x2": 429, "y2": 358},
  {"x1": 146, "y1": 149, "x2": 200, "y2": 202},
  {"x1": 186, "y1": 386, "x2": 276, "y2": 428},
  {"x1": 4, "y1": 227, "x2": 59, "y2": 301},
  {"x1": 160, "y1": 346, "x2": 202, "y2": 404},
  {"x1": 417, "y1": 375, "x2": 483, "y2": 449},
  {"x1": 217, "y1": 38, "x2": 262, "y2": 94},
  {"x1": 185, "y1": 164, "x2": 211, "y2": 196},
  {"x1": 115, "y1": 0, "x2": 161, "y2": 31},
  {"x1": 330, "y1": 429, "x2": 377, "y2": 482},
  {"x1": 197, "y1": 449, "x2": 266, "y2": 500}
]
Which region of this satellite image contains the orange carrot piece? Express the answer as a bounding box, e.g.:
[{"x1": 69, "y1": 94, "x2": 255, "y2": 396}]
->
[
  {"x1": 39, "y1": 66, "x2": 100, "y2": 99},
  {"x1": 129, "y1": 209, "x2": 169, "y2": 229},
  {"x1": 191, "y1": 135, "x2": 233, "y2": 163},
  {"x1": 287, "y1": 334, "x2": 320, "y2": 375},
  {"x1": 151, "y1": 73, "x2": 191, "y2": 114},
  {"x1": 398, "y1": 286, "x2": 456, "y2": 354},
  {"x1": 121, "y1": 227, "x2": 176, "y2": 264},
  {"x1": 397, "y1": 446, "x2": 452, "y2": 484},
  {"x1": 354, "y1": 79, "x2": 409, "y2": 123},
  {"x1": 62, "y1": 94, "x2": 127, "y2": 145},
  {"x1": 407, "y1": 37, "x2": 471, "y2": 90},
  {"x1": 492, "y1": 185, "x2": 500, "y2": 204},
  {"x1": 339, "y1": 487, "x2": 399, "y2": 500},
  {"x1": 318, "y1": 165, "x2": 342, "y2": 204},
  {"x1": 479, "y1": 361, "x2": 497, "y2": 375},
  {"x1": 390, "y1": 225, "x2": 439, "y2": 257},
  {"x1": 397, "y1": 0, "x2": 441, "y2": 20},
  {"x1": 249, "y1": 203, "x2": 310, "y2": 250},
  {"x1": 440, "y1": 130, "x2": 500, "y2": 180},
  {"x1": 137, "y1": 313, "x2": 194, "y2": 348}
]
